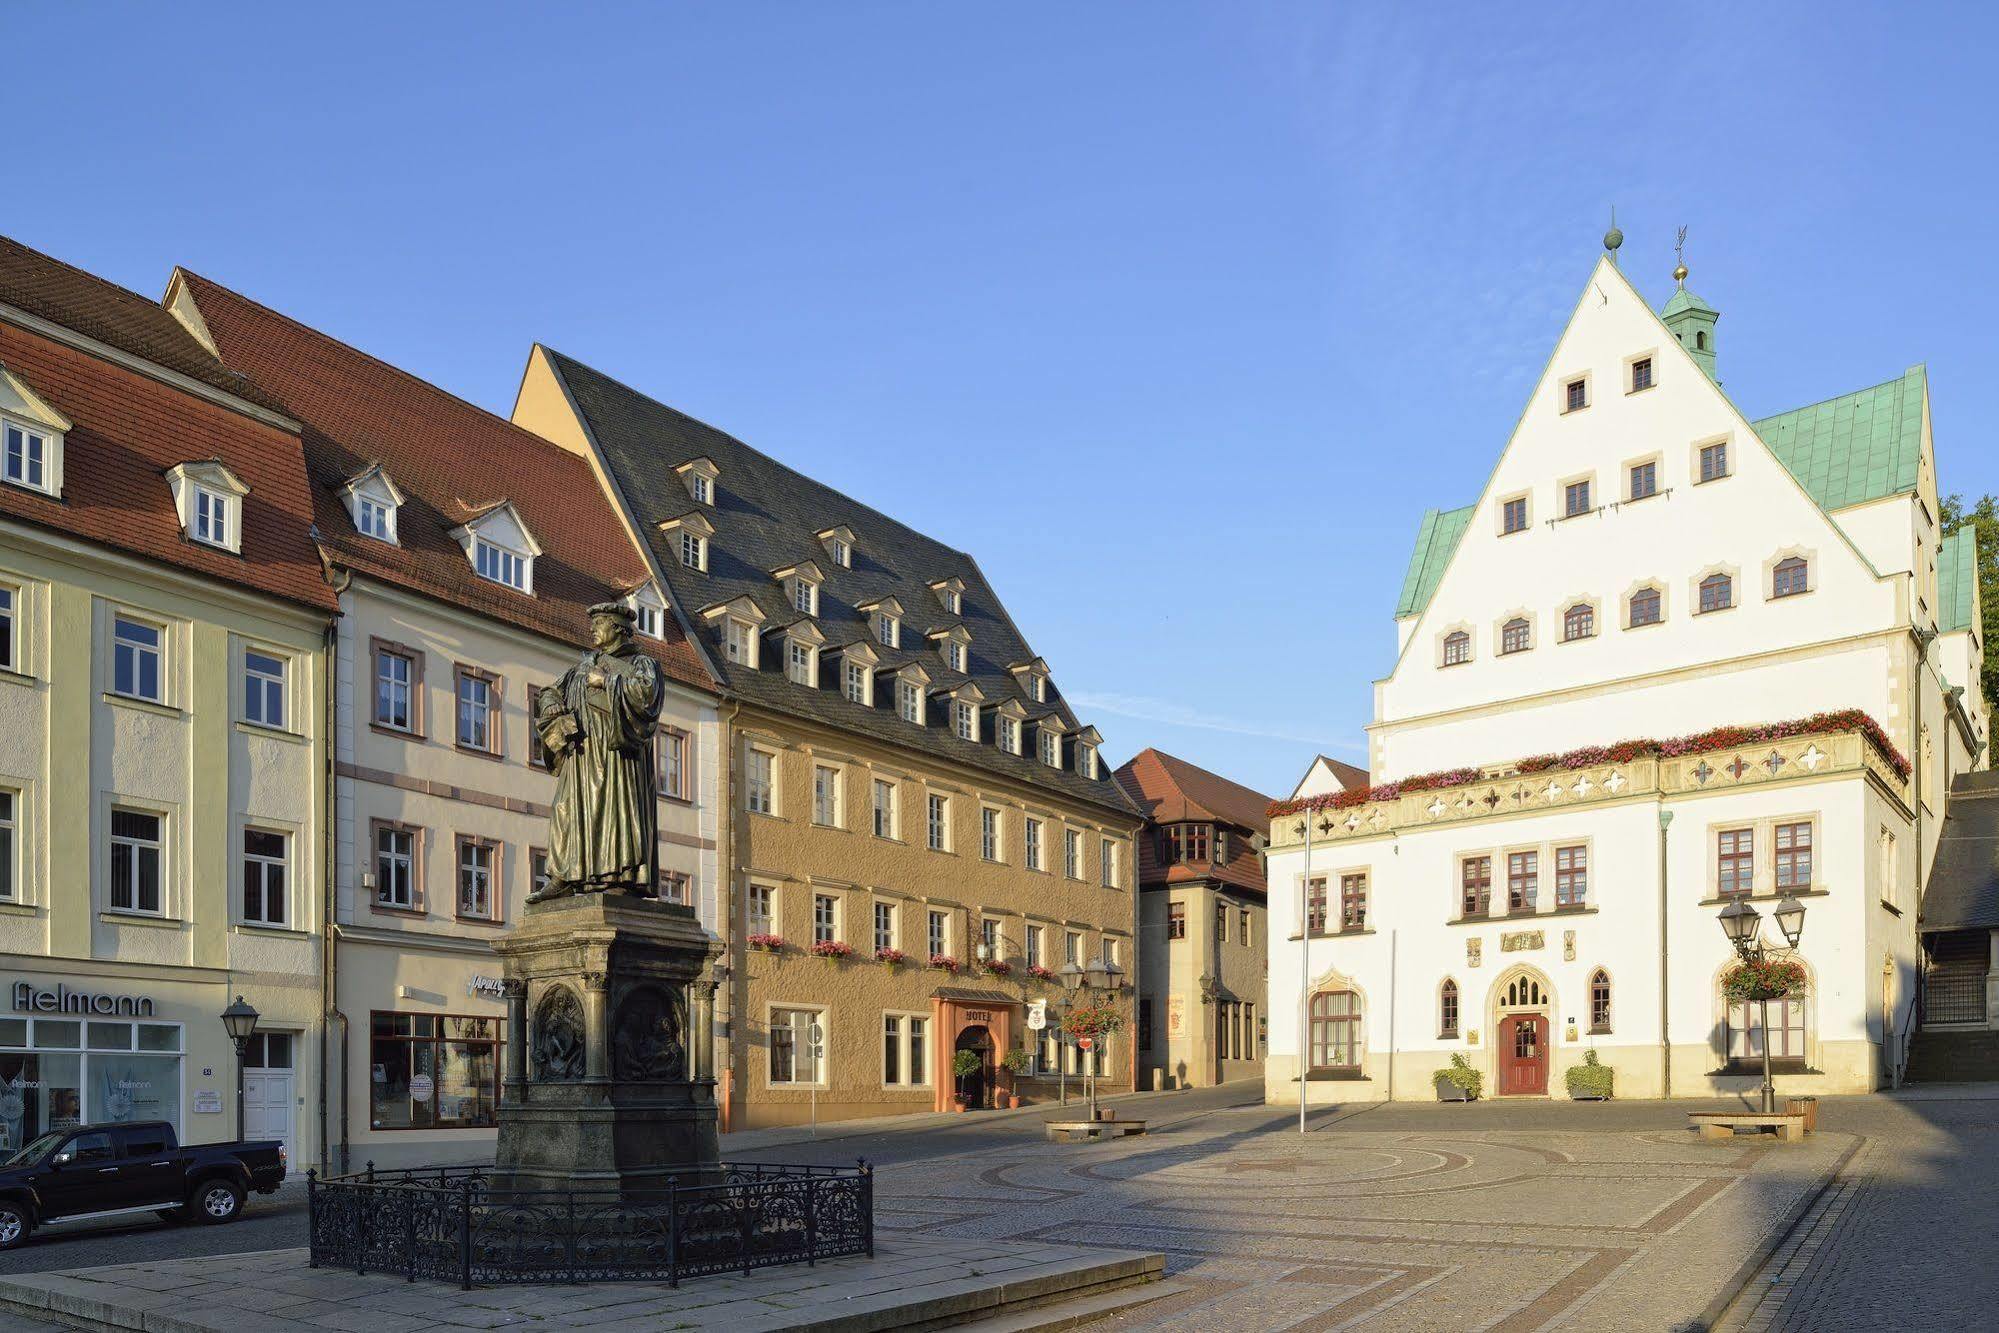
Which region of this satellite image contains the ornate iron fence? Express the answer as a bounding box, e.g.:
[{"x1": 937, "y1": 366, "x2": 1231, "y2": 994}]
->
[{"x1": 307, "y1": 1162, "x2": 872, "y2": 1288}]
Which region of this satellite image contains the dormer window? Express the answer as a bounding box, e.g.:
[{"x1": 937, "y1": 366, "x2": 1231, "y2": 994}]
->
[
  {"x1": 341, "y1": 465, "x2": 403, "y2": 545},
  {"x1": 356, "y1": 494, "x2": 393, "y2": 541},
  {"x1": 946, "y1": 640, "x2": 965, "y2": 672},
  {"x1": 627, "y1": 582, "x2": 668, "y2": 639},
  {"x1": 659, "y1": 512, "x2": 715, "y2": 573},
  {"x1": 3, "y1": 421, "x2": 51, "y2": 494},
  {"x1": 839, "y1": 643, "x2": 879, "y2": 706},
  {"x1": 701, "y1": 595, "x2": 765, "y2": 669},
  {"x1": 953, "y1": 699, "x2": 978, "y2": 741},
  {"x1": 450, "y1": 501, "x2": 539, "y2": 592},
  {"x1": 0, "y1": 368, "x2": 69, "y2": 498},
  {"x1": 1010, "y1": 659, "x2": 1051, "y2": 703},
  {"x1": 786, "y1": 638, "x2": 816, "y2": 686},
  {"x1": 726, "y1": 618, "x2": 756, "y2": 665},
  {"x1": 681, "y1": 531, "x2": 706, "y2": 570},
  {"x1": 998, "y1": 714, "x2": 1020, "y2": 755},
  {"x1": 476, "y1": 540, "x2": 525, "y2": 589},
  {"x1": 876, "y1": 613, "x2": 899, "y2": 647},
  {"x1": 691, "y1": 474, "x2": 711, "y2": 504},
  {"x1": 165, "y1": 460, "x2": 250, "y2": 556},
  {"x1": 931, "y1": 624, "x2": 972, "y2": 675},
  {"x1": 930, "y1": 577, "x2": 965, "y2": 616},
  {"x1": 676, "y1": 457, "x2": 720, "y2": 506},
  {"x1": 1077, "y1": 743, "x2": 1098, "y2": 779},
  {"x1": 792, "y1": 578, "x2": 817, "y2": 615},
  {"x1": 772, "y1": 562, "x2": 824, "y2": 618},
  {"x1": 818, "y1": 526, "x2": 856, "y2": 569},
  {"x1": 898, "y1": 676, "x2": 925, "y2": 724},
  {"x1": 1038, "y1": 727, "x2": 1061, "y2": 768}
]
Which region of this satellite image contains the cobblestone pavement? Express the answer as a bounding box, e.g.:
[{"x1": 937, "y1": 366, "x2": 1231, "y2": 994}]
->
[{"x1": 1716, "y1": 1089, "x2": 1999, "y2": 1332}]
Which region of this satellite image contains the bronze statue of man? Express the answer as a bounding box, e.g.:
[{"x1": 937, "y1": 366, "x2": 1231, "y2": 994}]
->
[{"x1": 531, "y1": 602, "x2": 664, "y2": 900}]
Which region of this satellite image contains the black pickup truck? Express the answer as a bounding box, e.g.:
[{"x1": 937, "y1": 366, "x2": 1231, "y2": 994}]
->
[{"x1": 0, "y1": 1120, "x2": 285, "y2": 1248}]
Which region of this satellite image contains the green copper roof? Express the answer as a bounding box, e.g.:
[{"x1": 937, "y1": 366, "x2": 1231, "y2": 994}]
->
[
  {"x1": 1751, "y1": 366, "x2": 1926, "y2": 512},
  {"x1": 1661, "y1": 287, "x2": 1716, "y2": 318},
  {"x1": 1940, "y1": 526, "x2": 1977, "y2": 634},
  {"x1": 1394, "y1": 504, "x2": 1474, "y2": 618}
]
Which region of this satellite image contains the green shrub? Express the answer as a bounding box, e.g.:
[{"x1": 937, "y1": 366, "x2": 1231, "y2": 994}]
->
[
  {"x1": 1435, "y1": 1052, "x2": 1482, "y2": 1099},
  {"x1": 952, "y1": 1049, "x2": 983, "y2": 1079},
  {"x1": 1566, "y1": 1049, "x2": 1614, "y2": 1099}
]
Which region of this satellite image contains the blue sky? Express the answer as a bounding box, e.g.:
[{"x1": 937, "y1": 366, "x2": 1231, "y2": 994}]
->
[{"x1": 13, "y1": 3, "x2": 1999, "y2": 796}]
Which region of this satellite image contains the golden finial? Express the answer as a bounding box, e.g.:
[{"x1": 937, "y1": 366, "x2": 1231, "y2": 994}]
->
[{"x1": 1673, "y1": 225, "x2": 1689, "y2": 287}]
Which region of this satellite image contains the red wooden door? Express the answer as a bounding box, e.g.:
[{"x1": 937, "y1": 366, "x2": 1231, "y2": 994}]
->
[{"x1": 1499, "y1": 1015, "x2": 1548, "y2": 1095}]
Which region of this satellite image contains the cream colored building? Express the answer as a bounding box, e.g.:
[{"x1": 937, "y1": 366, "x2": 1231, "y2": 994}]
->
[
  {"x1": 513, "y1": 346, "x2": 1144, "y2": 1128},
  {"x1": 173, "y1": 276, "x2": 722, "y2": 1169},
  {"x1": 0, "y1": 235, "x2": 336, "y2": 1164}
]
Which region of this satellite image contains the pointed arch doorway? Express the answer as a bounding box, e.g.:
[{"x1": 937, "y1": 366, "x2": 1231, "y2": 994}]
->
[{"x1": 1493, "y1": 969, "x2": 1552, "y2": 1096}]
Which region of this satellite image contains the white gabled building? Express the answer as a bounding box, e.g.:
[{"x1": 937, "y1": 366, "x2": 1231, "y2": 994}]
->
[{"x1": 1267, "y1": 241, "x2": 1984, "y2": 1104}]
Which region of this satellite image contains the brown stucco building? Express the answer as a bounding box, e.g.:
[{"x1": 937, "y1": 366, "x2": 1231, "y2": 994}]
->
[
  {"x1": 512, "y1": 347, "x2": 1143, "y2": 1127},
  {"x1": 1117, "y1": 749, "x2": 1274, "y2": 1089}
]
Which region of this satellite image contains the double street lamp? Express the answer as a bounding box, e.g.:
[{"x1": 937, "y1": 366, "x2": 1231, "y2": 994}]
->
[
  {"x1": 220, "y1": 995, "x2": 261, "y2": 1140},
  {"x1": 1716, "y1": 895, "x2": 1806, "y2": 1114},
  {"x1": 1054, "y1": 956, "x2": 1124, "y2": 1121}
]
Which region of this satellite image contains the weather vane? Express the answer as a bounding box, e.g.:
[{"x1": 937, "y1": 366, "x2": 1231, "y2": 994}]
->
[{"x1": 1674, "y1": 225, "x2": 1689, "y2": 287}]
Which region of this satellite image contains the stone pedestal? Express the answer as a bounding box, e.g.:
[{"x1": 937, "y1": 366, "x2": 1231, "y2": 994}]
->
[{"x1": 491, "y1": 893, "x2": 722, "y2": 1193}]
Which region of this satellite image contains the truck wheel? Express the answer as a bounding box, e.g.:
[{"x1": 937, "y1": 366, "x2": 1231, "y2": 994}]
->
[
  {"x1": 0, "y1": 1203, "x2": 29, "y2": 1250},
  {"x1": 192, "y1": 1181, "x2": 243, "y2": 1224}
]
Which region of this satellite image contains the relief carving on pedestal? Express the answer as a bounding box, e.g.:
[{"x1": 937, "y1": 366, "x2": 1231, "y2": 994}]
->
[
  {"x1": 532, "y1": 984, "x2": 587, "y2": 1081},
  {"x1": 612, "y1": 986, "x2": 686, "y2": 1082}
]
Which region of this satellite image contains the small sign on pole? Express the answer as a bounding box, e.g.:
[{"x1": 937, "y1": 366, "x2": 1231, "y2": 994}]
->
[{"x1": 1076, "y1": 1035, "x2": 1094, "y2": 1052}]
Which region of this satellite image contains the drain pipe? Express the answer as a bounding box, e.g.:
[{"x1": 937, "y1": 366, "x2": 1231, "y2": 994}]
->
[{"x1": 1658, "y1": 808, "x2": 1673, "y2": 1099}]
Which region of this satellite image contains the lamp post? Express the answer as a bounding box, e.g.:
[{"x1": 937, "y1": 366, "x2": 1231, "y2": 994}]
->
[
  {"x1": 1716, "y1": 896, "x2": 1806, "y2": 1113},
  {"x1": 1057, "y1": 957, "x2": 1122, "y2": 1121},
  {"x1": 220, "y1": 995, "x2": 260, "y2": 1141}
]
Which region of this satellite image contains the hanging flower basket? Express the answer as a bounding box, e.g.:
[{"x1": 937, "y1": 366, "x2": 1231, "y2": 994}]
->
[
  {"x1": 929, "y1": 954, "x2": 960, "y2": 973},
  {"x1": 1061, "y1": 1002, "x2": 1124, "y2": 1042},
  {"x1": 1722, "y1": 958, "x2": 1806, "y2": 1004},
  {"x1": 809, "y1": 940, "x2": 854, "y2": 960},
  {"x1": 747, "y1": 933, "x2": 786, "y2": 953}
]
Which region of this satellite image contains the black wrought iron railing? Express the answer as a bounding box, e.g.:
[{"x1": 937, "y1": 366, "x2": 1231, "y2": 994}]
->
[
  {"x1": 1924, "y1": 972, "x2": 1988, "y2": 1026},
  {"x1": 307, "y1": 1161, "x2": 873, "y2": 1288}
]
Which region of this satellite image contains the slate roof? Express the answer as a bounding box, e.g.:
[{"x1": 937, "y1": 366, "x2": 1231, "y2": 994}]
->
[
  {"x1": 1938, "y1": 526, "x2": 1977, "y2": 635},
  {"x1": 1395, "y1": 367, "x2": 1931, "y2": 619},
  {"x1": 0, "y1": 236, "x2": 334, "y2": 613},
  {"x1": 175, "y1": 275, "x2": 711, "y2": 689},
  {"x1": 1751, "y1": 366, "x2": 1927, "y2": 513},
  {"x1": 540, "y1": 348, "x2": 1139, "y2": 821},
  {"x1": 1114, "y1": 749, "x2": 1272, "y2": 896},
  {"x1": 1923, "y1": 770, "x2": 1999, "y2": 932}
]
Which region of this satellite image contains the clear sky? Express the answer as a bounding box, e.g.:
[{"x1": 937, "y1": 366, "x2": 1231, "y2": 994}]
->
[{"x1": 13, "y1": 3, "x2": 1998, "y2": 797}]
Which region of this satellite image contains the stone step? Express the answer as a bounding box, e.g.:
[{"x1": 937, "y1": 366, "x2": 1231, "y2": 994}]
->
[
  {"x1": 949, "y1": 1278, "x2": 1192, "y2": 1332},
  {"x1": 1905, "y1": 1030, "x2": 1999, "y2": 1083}
]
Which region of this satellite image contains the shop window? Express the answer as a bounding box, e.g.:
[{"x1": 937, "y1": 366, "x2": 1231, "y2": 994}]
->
[
  {"x1": 0, "y1": 1017, "x2": 184, "y2": 1153},
  {"x1": 368, "y1": 1013, "x2": 500, "y2": 1130}
]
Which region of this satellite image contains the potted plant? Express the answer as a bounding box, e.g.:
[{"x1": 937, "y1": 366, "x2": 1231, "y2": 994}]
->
[
  {"x1": 874, "y1": 946, "x2": 907, "y2": 971},
  {"x1": 809, "y1": 939, "x2": 854, "y2": 960},
  {"x1": 951, "y1": 1049, "x2": 983, "y2": 1111},
  {"x1": 1000, "y1": 1048, "x2": 1032, "y2": 1108},
  {"x1": 984, "y1": 959, "x2": 1013, "y2": 977},
  {"x1": 929, "y1": 953, "x2": 960, "y2": 974},
  {"x1": 1565, "y1": 1049, "x2": 1613, "y2": 1101},
  {"x1": 1434, "y1": 1052, "x2": 1482, "y2": 1102},
  {"x1": 747, "y1": 933, "x2": 786, "y2": 953}
]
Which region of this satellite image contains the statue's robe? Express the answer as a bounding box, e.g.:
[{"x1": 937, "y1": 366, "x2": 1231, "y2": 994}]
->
[{"x1": 534, "y1": 644, "x2": 663, "y2": 894}]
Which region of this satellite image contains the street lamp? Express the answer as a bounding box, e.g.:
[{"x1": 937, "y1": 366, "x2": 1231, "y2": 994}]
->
[
  {"x1": 1055, "y1": 959, "x2": 1118, "y2": 1122},
  {"x1": 1715, "y1": 898, "x2": 1806, "y2": 1114},
  {"x1": 220, "y1": 995, "x2": 260, "y2": 1140}
]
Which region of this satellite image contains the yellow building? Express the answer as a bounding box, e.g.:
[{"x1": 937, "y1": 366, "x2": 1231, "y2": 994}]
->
[
  {"x1": 0, "y1": 236, "x2": 336, "y2": 1162},
  {"x1": 514, "y1": 346, "x2": 1144, "y2": 1127}
]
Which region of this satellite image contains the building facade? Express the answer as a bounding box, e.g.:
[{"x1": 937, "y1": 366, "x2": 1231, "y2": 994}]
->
[
  {"x1": 1117, "y1": 749, "x2": 1274, "y2": 1089},
  {"x1": 1265, "y1": 248, "x2": 1984, "y2": 1104},
  {"x1": 0, "y1": 237, "x2": 336, "y2": 1163},
  {"x1": 513, "y1": 346, "x2": 1143, "y2": 1128},
  {"x1": 169, "y1": 276, "x2": 721, "y2": 1169}
]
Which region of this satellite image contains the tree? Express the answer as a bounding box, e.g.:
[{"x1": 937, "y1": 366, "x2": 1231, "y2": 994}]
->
[{"x1": 1940, "y1": 493, "x2": 1999, "y2": 718}]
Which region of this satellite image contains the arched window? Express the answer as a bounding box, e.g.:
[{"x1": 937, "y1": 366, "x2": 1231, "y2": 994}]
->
[
  {"x1": 1442, "y1": 630, "x2": 1471, "y2": 667},
  {"x1": 1628, "y1": 586, "x2": 1662, "y2": 627},
  {"x1": 1563, "y1": 603, "x2": 1595, "y2": 641},
  {"x1": 1696, "y1": 330, "x2": 1709, "y2": 351},
  {"x1": 1772, "y1": 557, "x2": 1808, "y2": 598},
  {"x1": 1589, "y1": 969, "x2": 1612, "y2": 1033},
  {"x1": 1439, "y1": 979, "x2": 1460, "y2": 1039},
  {"x1": 1308, "y1": 990, "x2": 1361, "y2": 1071},
  {"x1": 1501, "y1": 618, "x2": 1531, "y2": 655},
  {"x1": 1699, "y1": 572, "x2": 1733, "y2": 613}
]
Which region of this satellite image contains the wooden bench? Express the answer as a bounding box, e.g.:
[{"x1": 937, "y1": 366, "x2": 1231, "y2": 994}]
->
[
  {"x1": 1045, "y1": 1119, "x2": 1148, "y2": 1142},
  {"x1": 1688, "y1": 1111, "x2": 1808, "y2": 1142}
]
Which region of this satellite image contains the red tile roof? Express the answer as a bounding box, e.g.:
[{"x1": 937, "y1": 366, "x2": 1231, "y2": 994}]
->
[
  {"x1": 175, "y1": 272, "x2": 713, "y2": 690},
  {"x1": 0, "y1": 238, "x2": 334, "y2": 613},
  {"x1": 1114, "y1": 748, "x2": 1273, "y2": 896}
]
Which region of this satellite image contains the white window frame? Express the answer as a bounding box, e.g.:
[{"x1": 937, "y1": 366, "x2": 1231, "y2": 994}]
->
[
  {"x1": 981, "y1": 807, "x2": 1002, "y2": 862},
  {"x1": 0, "y1": 582, "x2": 15, "y2": 674},
  {"x1": 873, "y1": 901, "x2": 897, "y2": 954},
  {"x1": 1065, "y1": 828, "x2": 1083, "y2": 879},
  {"x1": 108, "y1": 806, "x2": 166, "y2": 916},
  {"x1": 999, "y1": 715, "x2": 1020, "y2": 755},
  {"x1": 240, "y1": 826, "x2": 289, "y2": 926},
  {"x1": 927, "y1": 909, "x2": 949, "y2": 958},
  {"x1": 1025, "y1": 817, "x2": 1045, "y2": 871},
  {"x1": 725, "y1": 617, "x2": 756, "y2": 667},
  {"x1": 812, "y1": 893, "x2": 838, "y2": 945},
  {"x1": 768, "y1": 1006, "x2": 825, "y2": 1087},
  {"x1": 473, "y1": 538, "x2": 530, "y2": 592},
  {"x1": 843, "y1": 658, "x2": 872, "y2": 706},
  {"x1": 875, "y1": 613, "x2": 899, "y2": 648},
  {"x1": 953, "y1": 700, "x2": 977, "y2": 742},
  {"x1": 680, "y1": 530, "x2": 707, "y2": 571},
  {"x1": 0, "y1": 787, "x2": 17, "y2": 903},
  {"x1": 1100, "y1": 839, "x2": 1118, "y2": 888},
  {"x1": 456, "y1": 838, "x2": 497, "y2": 921},
  {"x1": 1039, "y1": 729, "x2": 1059, "y2": 768},
  {"x1": 375, "y1": 825, "x2": 416, "y2": 910},
  {"x1": 745, "y1": 748, "x2": 776, "y2": 816},
  {"x1": 111, "y1": 613, "x2": 166, "y2": 704},
  {"x1": 191, "y1": 485, "x2": 233, "y2": 550},
  {"x1": 785, "y1": 637, "x2": 817, "y2": 687},
  {"x1": 748, "y1": 883, "x2": 776, "y2": 936},
  {"x1": 791, "y1": 577, "x2": 818, "y2": 616},
  {"x1": 1077, "y1": 744, "x2": 1097, "y2": 779},
  {"x1": 1, "y1": 418, "x2": 54, "y2": 496},
  {"x1": 355, "y1": 493, "x2": 395, "y2": 543},
  {"x1": 898, "y1": 678, "x2": 924, "y2": 725},
  {"x1": 812, "y1": 765, "x2": 842, "y2": 828},
  {"x1": 927, "y1": 794, "x2": 949, "y2": 851},
  {"x1": 882, "y1": 1012, "x2": 930, "y2": 1088},
  {"x1": 243, "y1": 646, "x2": 288, "y2": 730},
  {"x1": 872, "y1": 779, "x2": 897, "y2": 840}
]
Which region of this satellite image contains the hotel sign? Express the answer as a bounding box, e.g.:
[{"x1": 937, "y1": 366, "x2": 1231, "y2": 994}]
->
[{"x1": 12, "y1": 982, "x2": 156, "y2": 1017}]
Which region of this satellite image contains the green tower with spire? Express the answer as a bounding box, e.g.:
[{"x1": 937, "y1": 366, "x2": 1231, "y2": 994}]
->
[{"x1": 1661, "y1": 227, "x2": 1719, "y2": 382}]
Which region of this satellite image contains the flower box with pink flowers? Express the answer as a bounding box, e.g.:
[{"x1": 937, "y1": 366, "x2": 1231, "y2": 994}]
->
[
  {"x1": 809, "y1": 940, "x2": 855, "y2": 960},
  {"x1": 747, "y1": 933, "x2": 786, "y2": 952}
]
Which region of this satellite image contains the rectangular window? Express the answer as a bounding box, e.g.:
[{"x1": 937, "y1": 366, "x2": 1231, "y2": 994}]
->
[
  {"x1": 981, "y1": 808, "x2": 1001, "y2": 862},
  {"x1": 656, "y1": 729, "x2": 688, "y2": 799},
  {"x1": 883, "y1": 1013, "x2": 901, "y2": 1087},
  {"x1": 927, "y1": 794, "x2": 948, "y2": 851},
  {"x1": 474, "y1": 541, "x2": 526, "y2": 590},
  {"x1": 875, "y1": 614, "x2": 899, "y2": 648},
  {"x1": 1039, "y1": 730, "x2": 1059, "y2": 767},
  {"x1": 1167, "y1": 901, "x2": 1186, "y2": 939},
  {"x1": 1065, "y1": 930, "x2": 1081, "y2": 965},
  {"x1": 1502, "y1": 497, "x2": 1528, "y2": 534},
  {"x1": 1340, "y1": 873, "x2": 1368, "y2": 930},
  {"x1": 369, "y1": 1013, "x2": 499, "y2": 1130},
  {"x1": 1554, "y1": 844, "x2": 1587, "y2": 907},
  {"x1": 1718, "y1": 828, "x2": 1754, "y2": 897},
  {"x1": 1565, "y1": 378, "x2": 1587, "y2": 411},
  {"x1": 813, "y1": 765, "x2": 840, "y2": 827},
  {"x1": 770, "y1": 1009, "x2": 823, "y2": 1086},
  {"x1": 243, "y1": 649, "x2": 286, "y2": 729},
  {"x1": 1025, "y1": 818, "x2": 1044, "y2": 870},
  {"x1": 745, "y1": 750, "x2": 774, "y2": 815},
  {"x1": 375, "y1": 825, "x2": 416, "y2": 909},
  {"x1": 193, "y1": 487, "x2": 229, "y2": 547},
  {"x1": 0, "y1": 585, "x2": 13, "y2": 672},
  {"x1": 999, "y1": 716, "x2": 1019, "y2": 754},
  {"x1": 872, "y1": 779, "x2": 896, "y2": 839},
  {"x1": 111, "y1": 616, "x2": 162, "y2": 702},
  {"x1": 927, "y1": 910, "x2": 947, "y2": 958},
  {"x1": 748, "y1": 884, "x2": 774, "y2": 936},
  {"x1": 109, "y1": 810, "x2": 163, "y2": 914},
  {"x1": 1239, "y1": 907, "x2": 1251, "y2": 944},
  {"x1": 680, "y1": 531, "x2": 705, "y2": 570},
  {"x1": 241, "y1": 828, "x2": 287, "y2": 925},
  {"x1": 1100, "y1": 840, "x2": 1117, "y2": 888},
  {"x1": 1026, "y1": 924, "x2": 1044, "y2": 966},
  {"x1": 1506, "y1": 851, "x2": 1537, "y2": 912},
  {"x1": 1727, "y1": 998, "x2": 1806, "y2": 1067},
  {"x1": 3, "y1": 423, "x2": 48, "y2": 491},
  {"x1": 1775, "y1": 822, "x2": 1813, "y2": 889},
  {"x1": 1699, "y1": 441, "x2": 1729, "y2": 482},
  {"x1": 1065, "y1": 829, "x2": 1082, "y2": 879},
  {"x1": 1215, "y1": 901, "x2": 1228, "y2": 941},
  {"x1": 659, "y1": 870, "x2": 690, "y2": 905},
  {"x1": 456, "y1": 838, "x2": 497, "y2": 921},
  {"x1": 898, "y1": 679, "x2": 922, "y2": 723},
  {"x1": 1167, "y1": 823, "x2": 1212, "y2": 863},
  {"x1": 874, "y1": 902, "x2": 895, "y2": 954},
  {"x1": 455, "y1": 669, "x2": 498, "y2": 753},
  {"x1": 813, "y1": 893, "x2": 836, "y2": 945},
  {"x1": 792, "y1": 578, "x2": 816, "y2": 615},
  {"x1": 1629, "y1": 460, "x2": 1658, "y2": 500},
  {"x1": 357, "y1": 495, "x2": 392, "y2": 541},
  {"x1": 843, "y1": 659, "x2": 869, "y2": 704},
  {"x1": 0, "y1": 790, "x2": 13, "y2": 901},
  {"x1": 882, "y1": 1014, "x2": 928, "y2": 1087},
  {"x1": 1630, "y1": 357, "x2": 1653, "y2": 392},
  {"x1": 724, "y1": 617, "x2": 752, "y2": 664},
  {"x1": 1305, "y1": 876, "x2": 1328, "y2": 935},
  {"x1": 1461, "y1": 856, "x2": 1491, "y2": 917},
  {"x1": 954, "y1": 701, "x2": 976, "y2": 741},
  {"x1": 690, "y1": 474, "x2": 711, "y2": 505},
  {"x1": 785, "y1": 640, "x2": 813, "y2": 686},
  {"x1": 1564, "y1": 479, "x2": 1591, "y2": 517},
  {"x1": 981, "y1": 917, "x2": 999, "y2": 960},
  {"x1": 374, "y1": 646, "x2": 415, "y2": 732}
]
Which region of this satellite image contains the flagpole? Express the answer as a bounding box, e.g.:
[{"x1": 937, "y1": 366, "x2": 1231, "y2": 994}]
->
[{"x1": 1299, "y1": 812, "x2": 1312, "y2": 1135}]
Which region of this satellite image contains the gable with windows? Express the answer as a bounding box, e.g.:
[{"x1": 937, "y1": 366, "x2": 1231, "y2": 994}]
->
[
  {"x1": 771, "y1": 560, "x2": 824, "y2": 617},
  {"x1": 625, "y1": 580, "x2": 668, "y2": 639},
  {"x1": 0, "y1": 366, "x2": 70, "y2": 499},
  {"x1": 930, "y1": 624, "x2": 972, "y2": 675},
  {"x1": 341, "y1": 464, "x2": 404, "y2": 544},
  {"x1": 700, "y1": 596, "x2": 766, "y2": 669},
  {"x1": 451, "y1": 501, "x2": 540, "y2": 593},
  {"x1": 165, "y1": 460, "x2": 250, "y2": 555},
  {"x1": 929, "y1": 577, "x2": 965, "y2": 615},
  {"x1": 816, "y1": 525, "x2": 856, "y2": 568},
  {"x1": 837, "y1": 642, "x2": 879, "y2": 705},
  {"x1": 858, "y1": 596, "x2": 904, "y2": 649},
  {"x1": 659, "y1": 511, "x2": 715, "y2": 572},
  {"x1": 675, "y1": 457, "x2": 720, "y2": 506}
]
